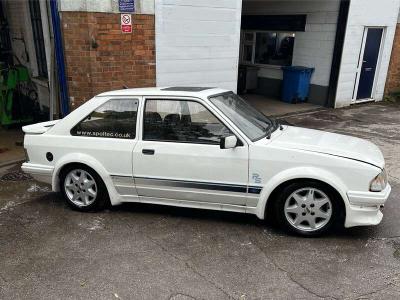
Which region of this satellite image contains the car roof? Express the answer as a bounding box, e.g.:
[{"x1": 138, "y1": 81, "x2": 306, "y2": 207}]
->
[{"x1": 97, "y1": 87, "x2": 230, "y2": 98}]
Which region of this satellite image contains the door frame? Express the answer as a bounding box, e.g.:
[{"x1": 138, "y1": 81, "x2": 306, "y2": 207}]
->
[
  {"x1": 351, "y1": 26, "x2": 385, "y2": 104},
  {"x1": 133, "y1": 95, "x2": 251, "y2": 206}
]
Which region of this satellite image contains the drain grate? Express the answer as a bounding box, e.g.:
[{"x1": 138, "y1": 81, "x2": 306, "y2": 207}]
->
[{"x1": 0, "y1": 171, "x2": 33, "y2": 181}]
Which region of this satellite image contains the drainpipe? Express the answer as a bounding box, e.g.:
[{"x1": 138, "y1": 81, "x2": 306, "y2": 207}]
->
[
  {"x1": 39, "y1": 0, "x2": 53, "y2": 119},
  {"x1": 49, "y1": 0, "x2": 69, "y2": 117},
  {"x1": 326, "y1": 0, "x2": 350, "y2": 108}
]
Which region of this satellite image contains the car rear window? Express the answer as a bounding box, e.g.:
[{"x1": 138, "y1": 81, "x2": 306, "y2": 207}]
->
[{"x1": 71, "y1": 99, "x2": 138, "y2": 139}]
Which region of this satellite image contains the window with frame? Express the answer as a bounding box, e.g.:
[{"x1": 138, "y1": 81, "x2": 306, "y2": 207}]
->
[
  {"x1": 241, "y1": 31, "x2": 295, "y2": 66},
  {"x1": 71, "y1": 99, "x2": 138, "y2": 139},
  {"x1": 29, "y1": 0, "x2": 48, "y2": 78},
  {"x1": 143, "y1": 99, "x2": 232, "y2": 144}
]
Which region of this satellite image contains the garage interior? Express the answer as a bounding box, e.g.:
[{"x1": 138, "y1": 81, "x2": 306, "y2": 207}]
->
[
  {"x1": 0, "y1": 0, "x2": 54, "y2": 125},
  {"x1": 238, "y1": 0, "x2": 343, "y2": 116},
  {"x1": 0, "y1": 0, "x2": 61, "y2": 163}
]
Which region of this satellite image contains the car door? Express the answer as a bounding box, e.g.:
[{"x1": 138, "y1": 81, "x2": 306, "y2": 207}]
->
[
  {"x1": 69, "y1": 97, "x2": 140, "y2": 198},
  {"x1": 132, "y1": 97, "x2": 249, "y2": 206}
]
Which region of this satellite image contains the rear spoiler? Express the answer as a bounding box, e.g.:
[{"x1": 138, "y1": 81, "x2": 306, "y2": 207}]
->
[{"x1": 22, "y1": 120, "x2": 60, "y2": 134}]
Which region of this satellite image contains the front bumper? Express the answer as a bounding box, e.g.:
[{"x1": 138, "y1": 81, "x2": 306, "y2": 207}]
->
[
  {"x1": 345, "y1": 184, "x2": 391, "y2": 228},
  {"x1": 21, "y1": 162, "x2": 54, "y2": 185}
]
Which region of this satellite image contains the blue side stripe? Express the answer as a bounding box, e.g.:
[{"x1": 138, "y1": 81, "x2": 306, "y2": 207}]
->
[
  {"x1": 248, "y1": 186, "x2": 263, "y2": 195},
  {"x1": 112, "y1": 175, "x2": 263, "y2": 195}
]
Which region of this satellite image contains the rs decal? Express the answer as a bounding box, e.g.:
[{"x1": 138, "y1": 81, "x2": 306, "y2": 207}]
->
[{"x1": 252, "y1": 173, "x2": 262, "y2": 184}]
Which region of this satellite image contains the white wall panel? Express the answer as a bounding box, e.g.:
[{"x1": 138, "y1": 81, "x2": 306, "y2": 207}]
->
[
  {"x1": 157, "y1": 58, "x2": 238, "y2": 74},
  {"x1": 155, "y1": 0, "x2": 242, "y2": 91}
]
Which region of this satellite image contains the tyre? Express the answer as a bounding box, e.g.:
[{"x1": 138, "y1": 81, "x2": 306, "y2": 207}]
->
[
  {"x1": 274, "y1": 181, "x2": 341, "y2": 237},
  {"x1": 60, "y1": 165, "x2": 109, "y2": 212}
]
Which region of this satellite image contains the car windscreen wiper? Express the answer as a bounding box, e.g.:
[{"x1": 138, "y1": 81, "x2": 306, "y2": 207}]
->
[
  {"x1": 265, "y1": 119, "x2": 283, "y2": 139},
  {"x1": 276, "y1": 119, "x2": 284, "y2": 131}
]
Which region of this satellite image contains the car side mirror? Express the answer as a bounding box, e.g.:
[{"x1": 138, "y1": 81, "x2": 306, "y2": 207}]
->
[{"x1": 220, "y1": 135, "x2": 238, "y2": 149}]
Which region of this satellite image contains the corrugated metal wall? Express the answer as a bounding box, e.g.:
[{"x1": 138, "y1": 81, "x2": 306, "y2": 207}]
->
[{"x1": 155, "y1": 0, "x2": 242, "y2": 92}]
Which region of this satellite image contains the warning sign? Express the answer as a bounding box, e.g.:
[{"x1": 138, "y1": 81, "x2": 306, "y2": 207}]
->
[
  {"x1": 121, "y1": 14, "x2": 132, "y2": 33},
  {"x1": 119, "y1": 0, "x2": 135, "y2": 13}
]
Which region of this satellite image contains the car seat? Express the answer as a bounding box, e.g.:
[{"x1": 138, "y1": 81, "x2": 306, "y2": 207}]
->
[
  {"x1": 144, "y1": 112, "x2": 163, "y2": 140},
  {"x1": 163, "y1": 113, "x2": 180, "y2": 141}
]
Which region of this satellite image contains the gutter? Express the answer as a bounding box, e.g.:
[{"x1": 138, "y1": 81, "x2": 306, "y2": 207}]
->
[{"x1": 49, "y1": 0, "x2": 69, "y2": 117}]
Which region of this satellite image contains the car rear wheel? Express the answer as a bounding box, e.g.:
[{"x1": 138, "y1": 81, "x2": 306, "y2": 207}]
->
[
  {"x1": 60, "y1": 165, "x2": 109, "y2": 212},
  {"x1": 275, "y1": 181, "x2": 339, "y2": 236}
]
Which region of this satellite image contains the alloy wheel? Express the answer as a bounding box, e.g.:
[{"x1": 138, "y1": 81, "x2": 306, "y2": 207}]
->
[
  {"x1": 64, "y1": 169, "x2": 97, "y2": 207},
  {"x1": 284, "y1": 187, "x2": 332, "y2": 232}
]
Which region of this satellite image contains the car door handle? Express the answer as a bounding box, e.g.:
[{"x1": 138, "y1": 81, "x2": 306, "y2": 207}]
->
[{"x1": 142, "y1": 149, "x2": 155, "y2": 155}]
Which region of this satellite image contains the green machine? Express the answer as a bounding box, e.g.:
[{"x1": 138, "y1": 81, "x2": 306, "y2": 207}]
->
[{"x1": 0, "y1": 65, "x2": 35, "y2": 127}]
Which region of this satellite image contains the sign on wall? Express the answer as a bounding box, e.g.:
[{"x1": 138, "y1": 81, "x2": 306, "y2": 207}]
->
[
  {"x1": 119, "y1": 0, "x2": 135, "y2": 13},
  {"x1": 121, "y1": 14, "x2": 132, "y2": 33}
]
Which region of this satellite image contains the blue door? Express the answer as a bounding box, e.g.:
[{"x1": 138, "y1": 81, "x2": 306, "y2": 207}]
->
[{"x1": 356, "y1": 28, "x2": 383, "y2": 100}]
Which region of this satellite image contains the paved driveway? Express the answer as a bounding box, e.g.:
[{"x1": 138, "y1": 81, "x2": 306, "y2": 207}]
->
[{"x1": 1, "y1": 102, "x2": 400, "y2": 300}]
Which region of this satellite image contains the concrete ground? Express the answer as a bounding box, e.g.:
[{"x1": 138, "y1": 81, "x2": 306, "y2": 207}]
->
[
  {"x1": 242, "y1": 93, "x2": 321, "y2": 116},
  {"x1": 1, "y1": 101, "x2": 400, "y2": 300}
]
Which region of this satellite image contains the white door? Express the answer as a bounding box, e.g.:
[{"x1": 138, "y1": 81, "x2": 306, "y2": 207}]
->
[
  {"x1": 155, "y1": 0, "x2": 242, "y2": 92},
  {"x1": 132, "y1": 97, "x2": 249, "y2": 206}
]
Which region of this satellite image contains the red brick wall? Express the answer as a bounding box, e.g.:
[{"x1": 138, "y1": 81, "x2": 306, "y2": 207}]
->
[
  {"x1": 61, "y1": 12, "x2": 155, "y2": 108},
  {"x1": 386, "y1": 24, "x2": 400, "y2": 95}
]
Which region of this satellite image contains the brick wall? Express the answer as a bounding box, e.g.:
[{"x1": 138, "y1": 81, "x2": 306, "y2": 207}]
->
[
  {"x1": 386, "y1": 24, "x2": 400, "y2": 94},
  {"x1": 61, "y1": 12, "x2": 155, "y2": 108}
]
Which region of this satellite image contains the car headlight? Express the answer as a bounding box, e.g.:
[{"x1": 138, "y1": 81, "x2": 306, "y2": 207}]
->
[{"x1": 370, "y1": 169, "x2": 388, "y2": 192}]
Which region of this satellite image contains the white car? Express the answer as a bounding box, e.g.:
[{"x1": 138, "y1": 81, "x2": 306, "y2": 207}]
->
[{"x1": 22, "y1": 87, "x2": 391, "y2": 236}]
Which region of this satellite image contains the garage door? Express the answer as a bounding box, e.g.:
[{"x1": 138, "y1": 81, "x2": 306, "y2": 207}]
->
[{"x1": 155, "y1": 0, "x2": 242, "y2": 92}]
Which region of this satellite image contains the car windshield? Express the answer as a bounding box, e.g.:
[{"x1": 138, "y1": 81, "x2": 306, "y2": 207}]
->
[{"x1": 209, "y1": 92, "x2": 276, "y2": 141}]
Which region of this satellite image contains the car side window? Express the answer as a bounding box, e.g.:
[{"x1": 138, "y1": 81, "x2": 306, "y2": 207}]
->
[
  {"x1": 71, "y1": 99, "x2": 138, "y2": 139},
  {"x1": 143, "y1": 99, "x2": 232, "y2": 144}
]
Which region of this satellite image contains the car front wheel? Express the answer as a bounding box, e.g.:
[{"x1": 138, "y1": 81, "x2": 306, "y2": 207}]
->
[
  {"x1": 60, "y1": 165, "x2": 109, "y2": 212},
  {"x1": 275, "y1": 181, "x2": 340, "y2": 236}
]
